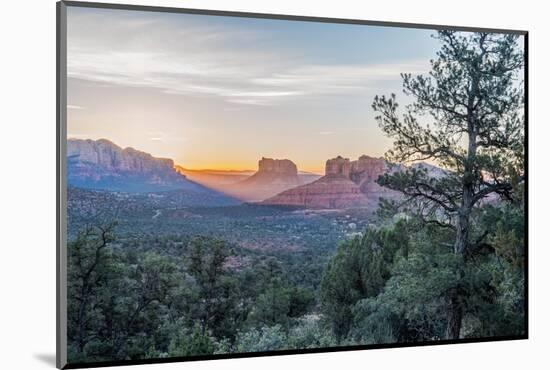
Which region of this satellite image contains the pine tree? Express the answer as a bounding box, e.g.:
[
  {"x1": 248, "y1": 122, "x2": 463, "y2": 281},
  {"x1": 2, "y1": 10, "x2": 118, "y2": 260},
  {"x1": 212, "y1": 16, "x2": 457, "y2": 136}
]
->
[{"x1": 372, "y1": 31, "x2": 524, "y2": 339}]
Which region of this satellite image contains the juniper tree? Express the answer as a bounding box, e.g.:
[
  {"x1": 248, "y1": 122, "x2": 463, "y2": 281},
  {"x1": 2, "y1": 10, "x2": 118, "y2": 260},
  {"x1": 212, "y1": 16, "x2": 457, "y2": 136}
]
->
[
  {"x1": 67, "y1": 223, "x2": 117, "y2": 356},
  {"x1": 186, "y1": 236, "x2": 236, "y2": 338},
  {"x1": 372, "y1": 31, "x2": 524, "y2": 339}
]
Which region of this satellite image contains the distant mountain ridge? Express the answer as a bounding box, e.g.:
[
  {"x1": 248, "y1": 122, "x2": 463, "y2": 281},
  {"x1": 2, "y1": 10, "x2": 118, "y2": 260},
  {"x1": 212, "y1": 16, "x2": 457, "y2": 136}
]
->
[
  {"x1": 175, "y1": 167, "x2": 255, "y2": 188},
  {"x1": 67, "y1": 138, "x2": 444, "y2": 208},
  {"x1": 177, "y1": 158, "x2": 322, "y2": 202},
  {"x1": 67, "y1": 139, "x2": 239, "y2": 207}
]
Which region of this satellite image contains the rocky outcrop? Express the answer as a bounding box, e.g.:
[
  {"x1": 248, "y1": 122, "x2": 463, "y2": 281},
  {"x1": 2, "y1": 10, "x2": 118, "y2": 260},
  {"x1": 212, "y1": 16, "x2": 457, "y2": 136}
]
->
[
  {"x1": 176, "y1": 162, "x2": 321, "y2": 202},
  {"x1": 263, "y1": 155, "x2": 401, "y2": 209},
  {"x1": 68, "y1": 138, "x2": 206, "y2": 193},
  {"x1": 257, "y1": 157, "x2": 298, "y2": 177},
  {"x1": 220, "y1": 157, "x2": 313, "y2": 202},
  {"x1": 68, "y1": 138, "x2": 178, "y2": 174},
  {"x1": 325, "y1": 156, "x2": 351, "y2": 178},
  {"x1": 243, "y1": 157, "x2": 299, "y2": 185},
  {"x1": 261, "y1": 175, "x2": 369, "y2": 209}
]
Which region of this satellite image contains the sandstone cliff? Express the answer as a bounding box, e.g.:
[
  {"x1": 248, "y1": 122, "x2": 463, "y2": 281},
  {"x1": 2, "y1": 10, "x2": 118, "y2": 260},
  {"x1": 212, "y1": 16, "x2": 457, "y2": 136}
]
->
[
  {"x1": 243, "y1": 157, "x2": 299, "y2": 185},
  {"x1": 68, "y1": 138, "x2": 178, "y2": 173},
  {"x1": 263, "y1": 155, "x2": 401, "y2": 209},
  {"x1": 68, "y1": 139, "x2": 204, "y2": 193},
  {"x1": 220, "y1": 157, "x2": 318, "y2": 202}
]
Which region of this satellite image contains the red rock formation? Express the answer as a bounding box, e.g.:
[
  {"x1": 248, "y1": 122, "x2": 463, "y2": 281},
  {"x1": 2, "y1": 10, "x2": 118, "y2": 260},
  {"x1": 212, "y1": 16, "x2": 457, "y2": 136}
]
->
[
  {"x1": 66, "y1": 138, "x2": 207, "y2": 192},
  {"x1": 219, "y1": 157, "x2": 318, "y2": 202},
  {"x1": 68, "y1": 138, "x2": 178, "y2": 175},
  {"x1": 350, "y1": 155, "x2": 387, "y2": 188},
  {"x1": 263, "y1": 155, "x2": 400, "y2": 209},
  {"x1": 325, "y1": 156, "x2": 351, "y2": 178},
  {"x1": 262, "y1": 175, "x2": 369, "y2": 208},
  {"x1": 257, "y1": 157, "x2": 298, "y2": 177}
]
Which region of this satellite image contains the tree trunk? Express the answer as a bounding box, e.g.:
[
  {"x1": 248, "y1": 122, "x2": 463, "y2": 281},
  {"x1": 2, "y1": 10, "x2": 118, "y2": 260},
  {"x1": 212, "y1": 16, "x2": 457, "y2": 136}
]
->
[
  {"x1": 445, "y1": 287, "x2": 463, "y2": 340},
  {"x1": 446, "y1": 96, "x2": 477, "y2": 338},
  {"x1": 445, "y1": 202, "x2": 471, "y2": 339},
  {"x1": 454, "y1": 210, "x2": 470, "y2": 255}
]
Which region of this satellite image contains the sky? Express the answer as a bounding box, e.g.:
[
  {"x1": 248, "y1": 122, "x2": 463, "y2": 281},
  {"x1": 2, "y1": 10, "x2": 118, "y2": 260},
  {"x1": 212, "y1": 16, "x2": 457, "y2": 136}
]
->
[{"x1": 66, "y1": 6, "x2": 441, "y2": 173}]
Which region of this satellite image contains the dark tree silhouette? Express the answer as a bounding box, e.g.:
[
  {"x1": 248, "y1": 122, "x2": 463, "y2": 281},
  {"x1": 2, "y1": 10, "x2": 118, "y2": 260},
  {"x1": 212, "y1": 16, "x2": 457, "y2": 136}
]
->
[
  {"x1": 67, "y1": 223, "x2": 117, "y2": 354},
  {"x1": 372, "y1": 31, "x2": 524, "y2": 339}
]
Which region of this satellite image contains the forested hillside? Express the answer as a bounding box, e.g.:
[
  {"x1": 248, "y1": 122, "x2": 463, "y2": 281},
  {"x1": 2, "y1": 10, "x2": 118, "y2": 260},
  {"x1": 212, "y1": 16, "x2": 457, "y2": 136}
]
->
[{"x1": 66, "y1": 30, "x2": 525, "y2": 363}]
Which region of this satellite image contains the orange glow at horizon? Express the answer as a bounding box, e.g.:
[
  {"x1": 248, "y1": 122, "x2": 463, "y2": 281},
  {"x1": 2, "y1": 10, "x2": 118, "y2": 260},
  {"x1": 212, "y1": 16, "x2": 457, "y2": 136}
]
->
[
  {"x1": 65, "y1": 6, "x2": 448, "y2": 183},
  {"x1": 176, "y1": 162, "x2": 325, "y2": 175}
]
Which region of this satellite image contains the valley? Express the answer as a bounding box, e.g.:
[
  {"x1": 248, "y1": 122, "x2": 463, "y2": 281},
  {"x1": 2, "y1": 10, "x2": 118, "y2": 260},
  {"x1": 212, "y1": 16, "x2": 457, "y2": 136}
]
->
[
  {"x1": 67, "y1": 139, "x2": 399, "y2": 259},
  {"x1": 68, "y1": 186, "x2": 372, "y2": 253}
]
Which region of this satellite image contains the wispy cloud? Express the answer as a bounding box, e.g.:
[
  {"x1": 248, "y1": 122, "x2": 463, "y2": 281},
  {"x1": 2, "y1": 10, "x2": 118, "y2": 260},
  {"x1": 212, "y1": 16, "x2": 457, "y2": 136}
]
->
[
  {"x1": 146, "y1": 131, "x2": 188, "y2": 142},
  {"x1": 226, "y1": 99, "x2": 276, "y2": 106},
  {"x1": 319, "y1": 131, "x2": 334, "y2": 135},
  {"x1": 251, "y1": 62, "x2": 429, "y2": 95},
  {"x1": 67, "y1": 9, "x2": 430, "y2": 106}
]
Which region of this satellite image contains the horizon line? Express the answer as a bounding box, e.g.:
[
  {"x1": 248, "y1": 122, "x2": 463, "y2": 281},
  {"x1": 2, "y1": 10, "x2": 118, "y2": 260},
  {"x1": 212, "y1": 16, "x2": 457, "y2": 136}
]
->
[{"x1": 67, "y1": 136, "x2": 385, "y2": 175}]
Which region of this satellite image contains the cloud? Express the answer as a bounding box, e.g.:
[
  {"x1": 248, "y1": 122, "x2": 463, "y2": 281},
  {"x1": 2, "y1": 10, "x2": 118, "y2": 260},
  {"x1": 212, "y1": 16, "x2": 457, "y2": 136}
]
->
[
  {"x1": 251, "y1": 62, "x2": 429, "y2": 94},
  {"x1": 226, "y1": 91, "x2": 305, "y2": 98},
  {"x1": 67, "y1": 8, "x2": 430, "y2": 106},
  {"x1": 67, "y1": 104, "x2": 85, "y2": 110},
  {"x1": 319, "y1": 131, "x2": 334, "y2": 135},
  {"x1": 226, "y1": 99, "x2": 275, "y2": 106},
  {"x1": 146, "y1": 131, "x2": 188, "y2": 142}
]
